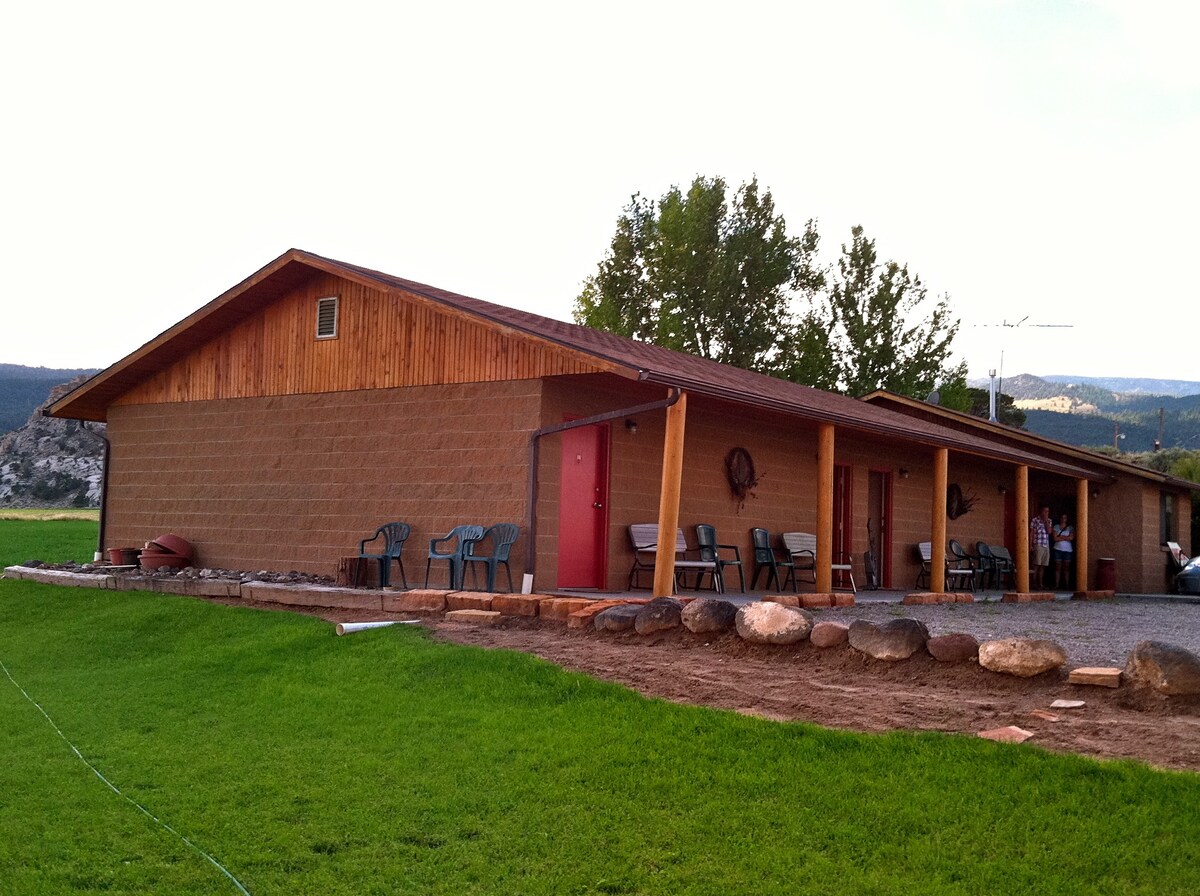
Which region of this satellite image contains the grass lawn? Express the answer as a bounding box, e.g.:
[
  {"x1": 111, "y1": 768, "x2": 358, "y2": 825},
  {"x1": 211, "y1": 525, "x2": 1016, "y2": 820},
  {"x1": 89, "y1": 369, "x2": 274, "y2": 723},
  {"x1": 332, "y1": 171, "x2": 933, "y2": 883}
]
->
[
  {"x1": 1, "y1": 523, "x2": 1199, "y2": 894},
  {"x1": 0, "y1": 516, "x2": 99, "y2": 569}
]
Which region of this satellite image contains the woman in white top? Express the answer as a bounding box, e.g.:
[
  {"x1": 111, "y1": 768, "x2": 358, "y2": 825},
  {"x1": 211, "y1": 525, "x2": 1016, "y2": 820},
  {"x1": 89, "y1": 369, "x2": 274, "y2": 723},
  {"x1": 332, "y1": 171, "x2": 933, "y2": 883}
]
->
[{"x1": 1053, "y1": 513, "x2": 1074, "y2": 590}]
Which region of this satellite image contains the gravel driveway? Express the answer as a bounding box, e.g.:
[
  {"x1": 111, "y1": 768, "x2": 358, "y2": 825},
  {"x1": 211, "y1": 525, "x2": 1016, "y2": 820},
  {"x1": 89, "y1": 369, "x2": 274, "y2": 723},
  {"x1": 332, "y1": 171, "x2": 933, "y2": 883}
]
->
[{"x1": 821, "y1": 596, "x2": 1200, "y2": 667}]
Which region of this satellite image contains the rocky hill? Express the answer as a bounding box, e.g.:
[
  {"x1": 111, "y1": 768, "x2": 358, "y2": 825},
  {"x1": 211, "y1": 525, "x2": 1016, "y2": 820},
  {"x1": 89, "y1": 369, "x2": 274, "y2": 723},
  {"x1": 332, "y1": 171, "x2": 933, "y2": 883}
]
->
[{"x1": 0, "y1": 376, "x2": 104, "y2": 508}]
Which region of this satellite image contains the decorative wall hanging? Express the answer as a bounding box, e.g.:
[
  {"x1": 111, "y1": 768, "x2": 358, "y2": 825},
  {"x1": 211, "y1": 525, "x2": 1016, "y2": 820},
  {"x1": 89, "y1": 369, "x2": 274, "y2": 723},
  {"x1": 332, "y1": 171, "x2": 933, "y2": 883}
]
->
[
  {"x1": 724, "y1": 447, "x2": 761, "y2": 513},
  {"x1": 946, "y1": 483, "x2": 979, "y2": 519}
]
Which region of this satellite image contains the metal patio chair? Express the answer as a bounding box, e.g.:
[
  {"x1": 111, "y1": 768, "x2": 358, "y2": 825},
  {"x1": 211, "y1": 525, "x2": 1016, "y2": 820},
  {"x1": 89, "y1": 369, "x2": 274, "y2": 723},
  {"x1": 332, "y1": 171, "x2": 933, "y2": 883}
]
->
[
  {"x1": 749, "y1": 528, "x2": 795, "y2": 592},
  {"x1": 694, "y1": 524, "x2": 745, "y2": 593}
]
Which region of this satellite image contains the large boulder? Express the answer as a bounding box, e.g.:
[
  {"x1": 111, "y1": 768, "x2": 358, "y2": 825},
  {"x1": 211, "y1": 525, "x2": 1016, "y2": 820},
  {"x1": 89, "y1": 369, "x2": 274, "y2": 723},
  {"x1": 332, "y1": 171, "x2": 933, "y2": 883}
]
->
[
  {"x1": 848, "y1": 618, "x2": 929, "y2": 661},
  {"x1": 927, "y1": 632, "x2": 979, "y2": 663},
  {"x1": 594, "y1": 605, "x2": 642, "y2": 633},
  {"x1": 978, "y1": 638, "x2": 1067, "y2": 677},
  {"x1": 810, "y1": 621, "x2": 850, "y2": 648},
  {"x1": 635, "y1": 597, "x2": 684, "y2": 635},
  {"x1": 1124, "y1": 641, "x2": 1200, "y2": 696},
  {"x1": 681, "y1": 598, "x2": 738, "y2": 633},
  {"x1": 735, "y1": 602, "x2": 814, "y2": 645}
]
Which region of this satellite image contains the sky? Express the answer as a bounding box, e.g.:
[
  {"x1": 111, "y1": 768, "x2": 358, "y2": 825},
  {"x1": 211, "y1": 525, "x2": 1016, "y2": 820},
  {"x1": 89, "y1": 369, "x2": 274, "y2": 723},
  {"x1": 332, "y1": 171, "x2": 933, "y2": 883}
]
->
[{"x1": 3, "y1": 0, "x2": 1198, "y2": 383}]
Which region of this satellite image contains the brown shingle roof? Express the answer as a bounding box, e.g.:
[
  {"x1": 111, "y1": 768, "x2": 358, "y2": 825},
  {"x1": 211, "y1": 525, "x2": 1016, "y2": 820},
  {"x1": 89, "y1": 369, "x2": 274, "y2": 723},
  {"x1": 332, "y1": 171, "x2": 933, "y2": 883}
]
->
[{"x1": 46, "y1": 248, "x2": 1102, "y2": 480}]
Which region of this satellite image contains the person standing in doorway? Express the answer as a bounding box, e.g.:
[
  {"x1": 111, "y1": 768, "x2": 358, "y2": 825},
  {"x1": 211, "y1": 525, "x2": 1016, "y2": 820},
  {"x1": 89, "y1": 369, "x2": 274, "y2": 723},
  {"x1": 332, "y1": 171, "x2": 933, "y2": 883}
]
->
[
  {"x1": 1053, "y1": 513, "x2": 1075, "y2": 590},
  {"x1": 1030, "y1": 505, "x2": 1052, "y2": 589}
]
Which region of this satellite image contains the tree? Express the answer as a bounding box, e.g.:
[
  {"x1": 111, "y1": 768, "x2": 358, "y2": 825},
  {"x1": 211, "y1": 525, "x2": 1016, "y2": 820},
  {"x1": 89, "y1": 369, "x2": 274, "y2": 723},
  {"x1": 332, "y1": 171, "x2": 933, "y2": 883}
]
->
[
  {"x1": 963, "y1": 387, "x2": 1027, "y2": 428},
  {"x1": 574, "y1": 176, "x2": 823, "y2": 375},
  {"x1": 576, "y1": 181, "x2": 964, "y2": 402},
  {"x1": 822, "y1": 226, "x2": 963, "y2": 398}
]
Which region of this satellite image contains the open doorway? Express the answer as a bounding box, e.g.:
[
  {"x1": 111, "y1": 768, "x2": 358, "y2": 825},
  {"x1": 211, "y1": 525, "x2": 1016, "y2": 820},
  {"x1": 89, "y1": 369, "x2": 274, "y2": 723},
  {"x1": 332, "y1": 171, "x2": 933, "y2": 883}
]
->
[{"x1": 866, "y1": 470, "x2": 893, "y2": 588}]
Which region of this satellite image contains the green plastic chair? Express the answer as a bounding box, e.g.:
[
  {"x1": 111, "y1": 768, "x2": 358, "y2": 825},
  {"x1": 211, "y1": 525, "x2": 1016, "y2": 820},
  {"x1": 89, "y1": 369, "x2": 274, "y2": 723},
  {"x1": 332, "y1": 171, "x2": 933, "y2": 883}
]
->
[
  {"x1": 358, "y1": 522, "x2": 410, "y2": 588},
  {"x1": 425, "y1": 525, "x2": 484, "y2": 590},
  {"x1": 464, "y1": 523, "x2": 520, "y2": 592}
]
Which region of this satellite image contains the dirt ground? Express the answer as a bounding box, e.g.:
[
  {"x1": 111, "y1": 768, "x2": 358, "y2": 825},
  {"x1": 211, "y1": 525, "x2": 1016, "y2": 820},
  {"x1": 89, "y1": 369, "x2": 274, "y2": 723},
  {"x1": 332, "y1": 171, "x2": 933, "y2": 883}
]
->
[{"x1": 235, "y1": 596, "x2": 1200, "y2": 774}]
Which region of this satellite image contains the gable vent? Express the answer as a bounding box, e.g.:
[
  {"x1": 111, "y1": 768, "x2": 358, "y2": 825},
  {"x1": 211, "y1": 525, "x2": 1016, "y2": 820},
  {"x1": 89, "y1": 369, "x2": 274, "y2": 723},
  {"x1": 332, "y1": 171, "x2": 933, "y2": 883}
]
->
[{"x1": 316, "y1": 296, "x2": 339, "y2": 339}]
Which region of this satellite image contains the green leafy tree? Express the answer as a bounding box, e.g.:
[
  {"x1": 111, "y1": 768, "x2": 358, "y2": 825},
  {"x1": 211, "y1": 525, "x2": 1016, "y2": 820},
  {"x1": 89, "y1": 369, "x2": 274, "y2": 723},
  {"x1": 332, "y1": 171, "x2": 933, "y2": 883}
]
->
[
  {"x1": 576, "y1": 181, "x2": 964, "y2": 402},
  {"x1": 822, "y1": 226, "x2": 962, "y2": 398},
  {"x1": 574, "y1": 176, "x2": 823, "y2": 375},
  {"x1": 963, "y1": 387, "x2": 1027, "y2": 427}
]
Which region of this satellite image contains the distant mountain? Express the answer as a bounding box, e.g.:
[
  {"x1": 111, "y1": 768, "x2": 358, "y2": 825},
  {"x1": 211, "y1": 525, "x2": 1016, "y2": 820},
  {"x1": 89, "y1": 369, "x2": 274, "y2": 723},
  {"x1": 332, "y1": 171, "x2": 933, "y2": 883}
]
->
[
  {"x1": 1041, "y1": 375, "x2": 1200, "y2": 397},
  {"x1": 0, "y1": 375, "x2": 103, "y2": 508},
  {"x1": 0, "y1": 364, "x2": 99, "y2": 436},
  {"x1": 965, "y1": 372, "x2": 1200, "y2": 451}
]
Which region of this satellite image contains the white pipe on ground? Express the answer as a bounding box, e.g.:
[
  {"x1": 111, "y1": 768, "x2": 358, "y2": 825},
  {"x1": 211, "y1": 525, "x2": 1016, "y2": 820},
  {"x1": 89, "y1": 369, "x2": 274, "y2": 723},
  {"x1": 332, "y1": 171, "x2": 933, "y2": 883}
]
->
[{"x1": 334, "y1": 620, "x2": 419, "y2": 636}]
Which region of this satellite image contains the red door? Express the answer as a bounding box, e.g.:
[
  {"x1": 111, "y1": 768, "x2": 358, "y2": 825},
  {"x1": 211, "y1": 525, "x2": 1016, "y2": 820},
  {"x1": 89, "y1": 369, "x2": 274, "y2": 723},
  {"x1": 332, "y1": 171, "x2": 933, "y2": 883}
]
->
[{"x1": 557, "y1": 422, "x2": 610, "y2": 588}]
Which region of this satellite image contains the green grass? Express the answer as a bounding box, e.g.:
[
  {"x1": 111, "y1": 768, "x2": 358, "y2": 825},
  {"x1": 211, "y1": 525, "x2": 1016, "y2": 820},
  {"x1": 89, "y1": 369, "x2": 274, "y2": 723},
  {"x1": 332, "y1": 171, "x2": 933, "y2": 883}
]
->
[
  {"x1": 0, "y1": 518, "x2": 99, "y2": 569},
  {"x1": 1, "y1": 587, "x2": 1197, "y2": 895},
  {"x1": 2, "y1": 521, "x2": 1199, "y2": 894}
]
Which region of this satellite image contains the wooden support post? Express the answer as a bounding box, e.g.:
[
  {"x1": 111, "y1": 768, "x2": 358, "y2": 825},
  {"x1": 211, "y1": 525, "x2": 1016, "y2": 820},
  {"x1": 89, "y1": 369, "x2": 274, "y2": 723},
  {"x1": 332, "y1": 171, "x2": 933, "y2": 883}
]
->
[
  {"x1": 1075, "y1": 479, "x2": 1089, "y2": 591},
  {"x1": 931, "y1": 448, "x2": 948, "y2": 592},
  {"x1": 816, "y1": 423, "x2": 835, "y2": 594},
  {"x1": 1015, "y1": 465, "x2": 1030, "y2": 592},
  {"x1": 653, "y1": 391, "x2": 688, "y2": 597}
]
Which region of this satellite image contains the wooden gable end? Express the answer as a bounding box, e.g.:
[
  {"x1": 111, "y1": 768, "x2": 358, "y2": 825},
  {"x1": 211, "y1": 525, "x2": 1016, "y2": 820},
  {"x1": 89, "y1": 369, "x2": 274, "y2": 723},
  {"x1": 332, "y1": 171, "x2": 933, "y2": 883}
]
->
[{"x1": 113, "y1": 272, "x2": 612, "y2": 406}]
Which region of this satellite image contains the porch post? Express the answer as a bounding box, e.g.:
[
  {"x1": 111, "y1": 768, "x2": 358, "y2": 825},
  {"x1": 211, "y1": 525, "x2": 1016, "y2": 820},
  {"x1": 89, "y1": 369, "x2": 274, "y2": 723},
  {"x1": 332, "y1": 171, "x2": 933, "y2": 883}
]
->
[
  {"x1": 931, "y1": 448, "x2": 948, "y2": 592},
  {"x1": 1075, "y1": 479, "x2": 1089, "y2": 592},
  {"x1": 816, "y1": 423, "x2": 835, "y2": 593},
  {"x1": 653, "y1": 390, "x2": 688, "y2": 597},
  {"x1": 1015, "y1": 465, "x2": 1030, "y2": 592}
]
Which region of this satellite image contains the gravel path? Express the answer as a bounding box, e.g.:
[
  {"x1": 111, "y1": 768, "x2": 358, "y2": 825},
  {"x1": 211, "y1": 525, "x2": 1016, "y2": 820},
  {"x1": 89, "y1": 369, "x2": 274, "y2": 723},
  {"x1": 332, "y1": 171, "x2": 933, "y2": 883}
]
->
[{"x1": 821, "y1": 597, "x2": 1200, "y2": 667}]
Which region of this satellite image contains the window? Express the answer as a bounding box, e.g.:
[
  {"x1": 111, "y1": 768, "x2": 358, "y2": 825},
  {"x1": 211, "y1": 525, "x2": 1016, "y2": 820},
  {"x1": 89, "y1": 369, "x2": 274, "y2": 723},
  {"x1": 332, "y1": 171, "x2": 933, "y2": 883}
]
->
[
  {"x1": 1161, "y1": 492, "x2": 1176, "y2": 544},
  {"x1": 316, "y1": 296, "x2": 339, "y2": 339}
]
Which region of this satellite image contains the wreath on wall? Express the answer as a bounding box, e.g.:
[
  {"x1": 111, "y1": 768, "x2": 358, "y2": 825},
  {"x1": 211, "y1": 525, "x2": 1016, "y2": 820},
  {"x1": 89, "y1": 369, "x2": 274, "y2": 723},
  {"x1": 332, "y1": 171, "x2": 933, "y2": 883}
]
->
[
  {"x1": 725, "y1": 447, "x2": 761, "y2": 513},
  {"x1": 946, "y1": 483, "x2": 979, "y2": 520}
]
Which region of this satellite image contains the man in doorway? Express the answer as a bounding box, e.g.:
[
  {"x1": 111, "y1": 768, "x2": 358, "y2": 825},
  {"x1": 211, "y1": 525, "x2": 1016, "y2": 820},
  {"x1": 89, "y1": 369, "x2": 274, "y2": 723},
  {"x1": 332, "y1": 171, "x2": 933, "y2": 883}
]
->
[{"x1": 1030, "y1": 505, "x2": 1052, "y2": 589}]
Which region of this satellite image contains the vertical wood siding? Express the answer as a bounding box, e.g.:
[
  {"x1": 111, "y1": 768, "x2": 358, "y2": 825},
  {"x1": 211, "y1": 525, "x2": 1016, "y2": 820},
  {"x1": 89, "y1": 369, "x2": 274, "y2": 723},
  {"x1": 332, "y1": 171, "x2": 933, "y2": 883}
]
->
[{"x1": 114, "y1": 274, "x2": 604, "y2": 406}]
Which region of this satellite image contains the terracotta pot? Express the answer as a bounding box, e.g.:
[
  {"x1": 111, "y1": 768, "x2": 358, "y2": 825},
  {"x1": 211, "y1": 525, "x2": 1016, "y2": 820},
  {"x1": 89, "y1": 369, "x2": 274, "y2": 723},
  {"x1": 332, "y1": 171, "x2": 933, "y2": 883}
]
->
[
  {"x1": 148, "y1": 534, "x2": 194, "y2": 560},
  {"x1": 139, "y1": 552, "x2": 191, "y2": 570},
  {"x1": 108, "y1": 548, "x2": 140, "y2": 565}
]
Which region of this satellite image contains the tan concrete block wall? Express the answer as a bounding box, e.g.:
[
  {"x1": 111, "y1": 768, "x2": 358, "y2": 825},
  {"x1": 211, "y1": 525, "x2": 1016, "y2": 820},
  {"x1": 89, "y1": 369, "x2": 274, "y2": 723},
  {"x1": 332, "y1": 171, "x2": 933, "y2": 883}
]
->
[{"x1": 105, "y1": 381, "x2": 542, "y2": 580}]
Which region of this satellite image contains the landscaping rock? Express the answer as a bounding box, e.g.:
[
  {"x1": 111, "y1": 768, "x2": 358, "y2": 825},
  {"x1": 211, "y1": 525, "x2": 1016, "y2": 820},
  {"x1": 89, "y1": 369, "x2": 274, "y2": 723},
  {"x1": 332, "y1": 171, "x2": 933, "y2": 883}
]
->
[
  {"x1": 735, "y1": 602, "x2": 814, "y2": 645},
  {"x1": 594, "y1": 605, "x2": 642, "y2": 633},
  {"x1": 978, "y1": 726, "x2": 1034, "y2": 744},
  {"x1": 1124, "y1": 641, "x2": 1200, "y2": 696},
  {"x1": 681, "y1": 598, "x2": 738, "y2": 634},
  {"x1": 927, "y1": 632, "x2": 979, "y2": 663},
  {"x1": 848, "y1": 618, "x2": 929, "y2": 661},
  {"x1": 1068, "y1": 667, "x2": 1123, "y2": 688},
  {"x1": 809, "y1": 621, "x2": 850, "y2": 648},
  {"x1": 978, "y1": 638, "x2": 1067, "y2": 677},
  {"x1": 635, "y1": 597, "x2": 684, "y2": 635}
]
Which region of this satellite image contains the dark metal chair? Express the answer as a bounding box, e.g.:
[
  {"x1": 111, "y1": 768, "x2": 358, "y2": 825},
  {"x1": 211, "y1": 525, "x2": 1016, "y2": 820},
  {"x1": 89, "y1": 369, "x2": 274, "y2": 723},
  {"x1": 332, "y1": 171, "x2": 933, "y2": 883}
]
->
[
  {"x1": 916, "y1": 541, "x2": 974, "y2": 591},
  {"x1": 424, "y1": 525, "x2": 484, "y2": 590},
  {"x1": 975, "y1": 541, "x2": 997, "y2": 589},
  {"x1": 695, "y1": 524, "x2": 745, "y2": 593},
  {"x1": 358, "y1": 522, "x2": 410, "y2": 588},
  {"x1": 749, "y1": 528, "x2": 795, "y2": 592},
  {"x1": 948, "y1": 540, "x2": 978, "y2": 592},
  {"x1": 464, "y1": 523, "x2": 520, "y2": 592},
  {"x1": 989, "y1": 544, "x2": 1016, "y2": 590}
]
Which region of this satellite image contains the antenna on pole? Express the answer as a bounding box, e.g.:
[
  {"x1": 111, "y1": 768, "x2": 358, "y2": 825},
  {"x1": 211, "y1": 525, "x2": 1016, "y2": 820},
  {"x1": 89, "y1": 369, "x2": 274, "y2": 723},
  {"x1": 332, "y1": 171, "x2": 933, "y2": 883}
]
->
[{"x1": 988, "y1": 368, "x2": 998, "y2": 423}]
